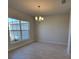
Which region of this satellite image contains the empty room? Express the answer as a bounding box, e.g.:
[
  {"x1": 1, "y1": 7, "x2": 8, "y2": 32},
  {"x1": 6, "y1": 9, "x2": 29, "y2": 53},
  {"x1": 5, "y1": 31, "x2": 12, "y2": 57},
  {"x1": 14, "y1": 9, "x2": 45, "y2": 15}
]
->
[{"x1": 8, "y1": 0, "x2": 71, "y2": 59}]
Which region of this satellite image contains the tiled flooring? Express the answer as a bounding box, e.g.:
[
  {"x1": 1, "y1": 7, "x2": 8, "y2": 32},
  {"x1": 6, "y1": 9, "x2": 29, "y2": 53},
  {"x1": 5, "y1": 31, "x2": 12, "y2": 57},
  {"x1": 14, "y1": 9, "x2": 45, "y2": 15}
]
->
[{"x1": 9, "y1": 42, "x2": 70, "y2": 59}]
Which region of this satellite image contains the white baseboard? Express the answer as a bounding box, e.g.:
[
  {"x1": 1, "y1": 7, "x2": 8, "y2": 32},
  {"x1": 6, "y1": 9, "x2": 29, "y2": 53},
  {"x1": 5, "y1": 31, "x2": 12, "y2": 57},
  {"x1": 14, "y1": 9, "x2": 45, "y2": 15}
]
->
[{"x1": 38, "y1": 41, "x2": 67, "y2": 46}]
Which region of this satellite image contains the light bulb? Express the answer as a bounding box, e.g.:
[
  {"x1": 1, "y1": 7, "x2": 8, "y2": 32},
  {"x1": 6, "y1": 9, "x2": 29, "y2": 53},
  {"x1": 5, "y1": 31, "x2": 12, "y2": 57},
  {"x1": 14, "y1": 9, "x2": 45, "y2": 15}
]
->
[
  {"x1": 39, "y1": 16, "x2": 42, "y2": 21},
  {"x1": 35, "y1": 16, "x2": 38, "y2": 21},
  {"x1": 41, "y1": 17, "x2": 44, "y2": 21}
]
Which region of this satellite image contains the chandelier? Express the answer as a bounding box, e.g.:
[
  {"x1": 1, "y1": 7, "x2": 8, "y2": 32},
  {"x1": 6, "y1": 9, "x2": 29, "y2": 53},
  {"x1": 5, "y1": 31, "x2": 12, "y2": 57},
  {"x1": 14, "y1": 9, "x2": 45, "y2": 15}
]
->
[
  {"x1": 35, "y1": 16, "x2": 44, "y2": 22},
  {"x1": 35, "y1": 5, "x2": 44, "y2": 22}
]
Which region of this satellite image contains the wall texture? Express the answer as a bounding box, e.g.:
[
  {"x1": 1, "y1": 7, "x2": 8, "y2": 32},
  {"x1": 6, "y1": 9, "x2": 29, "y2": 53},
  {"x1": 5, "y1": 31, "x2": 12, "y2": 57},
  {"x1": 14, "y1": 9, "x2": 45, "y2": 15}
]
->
[
  {"x1": 36, "y1": 14, "x2": 69, "y2": 45},
  {"x1": 8, "y1": 8, "x2": 35, "y2": 51}
]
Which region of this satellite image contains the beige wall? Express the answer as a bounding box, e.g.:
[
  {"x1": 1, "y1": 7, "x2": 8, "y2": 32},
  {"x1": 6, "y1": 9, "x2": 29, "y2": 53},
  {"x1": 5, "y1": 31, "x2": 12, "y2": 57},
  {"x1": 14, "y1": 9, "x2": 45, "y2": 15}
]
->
[
  {"x1": 36, "y1": 14, "x2": 69, "y2": 45},
  {"x1": 8, "y1": 8, "x2": 36, "y2": 51}
]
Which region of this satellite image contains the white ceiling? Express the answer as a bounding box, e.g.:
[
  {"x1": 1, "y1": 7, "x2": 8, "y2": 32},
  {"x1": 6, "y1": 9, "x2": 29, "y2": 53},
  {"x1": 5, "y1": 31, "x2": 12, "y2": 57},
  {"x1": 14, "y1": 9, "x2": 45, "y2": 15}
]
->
[{"x1": 8, "y1": 0, "x2": 71, "y2": 16}]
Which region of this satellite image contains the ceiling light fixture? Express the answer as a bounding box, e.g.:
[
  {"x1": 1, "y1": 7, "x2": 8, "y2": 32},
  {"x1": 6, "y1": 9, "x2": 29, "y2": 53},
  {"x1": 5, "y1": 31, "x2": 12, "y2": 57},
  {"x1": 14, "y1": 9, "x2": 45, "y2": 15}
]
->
[
  {"x1": 35, "y1": 5, "x2": 44, "y2": 22},
  {"x1": 35, "y1": 16, "x2": 44, "y2": 21}
]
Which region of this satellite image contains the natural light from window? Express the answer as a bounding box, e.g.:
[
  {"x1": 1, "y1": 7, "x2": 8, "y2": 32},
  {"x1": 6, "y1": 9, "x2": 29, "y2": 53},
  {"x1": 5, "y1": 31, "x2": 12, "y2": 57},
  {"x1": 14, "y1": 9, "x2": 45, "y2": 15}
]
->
[{"x1": 8, "y1": 18, "x2": 30, "y2": 43}]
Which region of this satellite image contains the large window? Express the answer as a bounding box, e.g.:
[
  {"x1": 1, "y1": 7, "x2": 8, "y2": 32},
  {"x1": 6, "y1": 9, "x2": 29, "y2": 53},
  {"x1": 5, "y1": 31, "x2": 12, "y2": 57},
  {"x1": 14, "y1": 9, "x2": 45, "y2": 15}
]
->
[{"x1": 8, "y1": 18, "x2": 30, "y2": 43}]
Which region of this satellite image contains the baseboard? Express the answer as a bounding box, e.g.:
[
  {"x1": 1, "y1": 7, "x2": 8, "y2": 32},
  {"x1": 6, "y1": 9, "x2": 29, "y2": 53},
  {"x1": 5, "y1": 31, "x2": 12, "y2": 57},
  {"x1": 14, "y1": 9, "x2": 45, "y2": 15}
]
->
[{"x1": 38, "y1": 41, "x2": 67, "y2": 46}]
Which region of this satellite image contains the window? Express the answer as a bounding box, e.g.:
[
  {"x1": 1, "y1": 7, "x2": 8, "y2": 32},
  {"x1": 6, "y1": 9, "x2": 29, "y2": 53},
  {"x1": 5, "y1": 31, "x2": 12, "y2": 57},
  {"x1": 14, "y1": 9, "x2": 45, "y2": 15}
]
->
[
  {"x1": 21, "y1": 21, "x2": 30, "y2": 40},
  {"x1": 8, "y1": 18, "x2": 30, "y2": 43}
]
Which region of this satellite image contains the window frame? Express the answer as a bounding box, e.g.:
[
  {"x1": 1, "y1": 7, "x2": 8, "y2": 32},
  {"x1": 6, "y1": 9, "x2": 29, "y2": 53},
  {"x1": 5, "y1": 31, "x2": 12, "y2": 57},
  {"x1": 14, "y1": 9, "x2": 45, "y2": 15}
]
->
[{"x1": 8, "y1": 18, "x2": 30, "y2": 44}]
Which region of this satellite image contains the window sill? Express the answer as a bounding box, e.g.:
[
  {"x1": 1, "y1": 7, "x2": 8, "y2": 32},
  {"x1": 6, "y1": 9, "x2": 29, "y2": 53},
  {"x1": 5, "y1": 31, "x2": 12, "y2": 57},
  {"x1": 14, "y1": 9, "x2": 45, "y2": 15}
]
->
[{"x1": 10, "y1": 39, "x2": 30, "y2": 44}]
